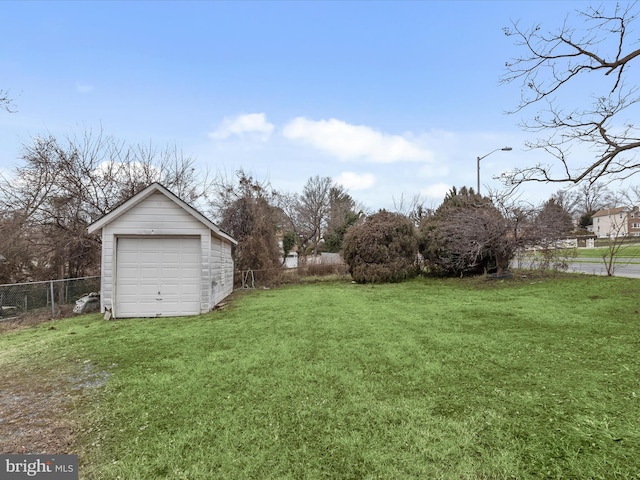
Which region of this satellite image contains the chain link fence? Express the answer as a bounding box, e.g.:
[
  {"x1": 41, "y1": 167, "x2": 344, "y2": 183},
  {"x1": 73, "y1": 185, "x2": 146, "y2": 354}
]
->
[
  {"x1": 0, "y1": 276, "x2": 100, "y2": 320},
  {"x1": 235, "y1": 262, "x2": 350, "y2": 289}
]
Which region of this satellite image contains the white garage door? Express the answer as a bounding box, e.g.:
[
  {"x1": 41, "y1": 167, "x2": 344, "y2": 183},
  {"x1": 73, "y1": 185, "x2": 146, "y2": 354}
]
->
[{"x1": 116, "y1": 237, "x2": 201, "y2": 318}]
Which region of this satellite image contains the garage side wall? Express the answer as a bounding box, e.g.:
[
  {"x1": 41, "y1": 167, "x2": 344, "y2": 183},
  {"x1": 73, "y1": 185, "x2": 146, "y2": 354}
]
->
[
  {"x1": 209, "y1": 233, "x2": 234, "y2": 307},
  {"x1": 222, "y1": 239, "x2": 234, "y2": 299}
]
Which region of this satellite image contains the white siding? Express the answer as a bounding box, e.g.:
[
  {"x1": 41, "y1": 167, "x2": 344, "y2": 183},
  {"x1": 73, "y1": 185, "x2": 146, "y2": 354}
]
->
[
  {"x1": 106, "y1": 192, "x2": 208, "y2": 235},
  {"x1": 209, "y1": 233, "x2": 234, "y2": 306},
  {"x1": 210, "y1": 236, "x2": 221, "y2": 306},
  {"x1": 221, "y1": 237, "x2": 234, "y2": 302},
  {"x1": 594, "y1": 212, "x2": 628, "y2": 238},
  {"x1": 100, "y1": 232, "x2": 115, "y2": 313}
]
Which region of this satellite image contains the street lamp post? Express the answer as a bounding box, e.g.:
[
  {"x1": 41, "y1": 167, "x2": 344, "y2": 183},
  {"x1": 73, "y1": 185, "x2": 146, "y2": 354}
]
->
[{"x1": 477, "y1": 147, "x2": 512, "y2": 194}]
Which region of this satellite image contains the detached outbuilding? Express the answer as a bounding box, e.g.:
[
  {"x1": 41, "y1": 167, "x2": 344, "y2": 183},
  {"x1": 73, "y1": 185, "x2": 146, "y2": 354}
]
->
[{"x1": 88, "y1": 183, "x2": 237, "y2": 318}]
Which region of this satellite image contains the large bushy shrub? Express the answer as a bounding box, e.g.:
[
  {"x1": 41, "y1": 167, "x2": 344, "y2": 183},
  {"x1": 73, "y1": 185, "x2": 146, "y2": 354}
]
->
[
  {"x1": 342, "y1": 210, "x2": 418, "y2": 283},
  {"x1": 419, "y1": 187, "x2": 512, "y2": 276}
]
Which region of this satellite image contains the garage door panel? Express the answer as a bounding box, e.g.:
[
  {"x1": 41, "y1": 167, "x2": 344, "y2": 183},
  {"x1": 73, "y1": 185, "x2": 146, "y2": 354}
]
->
[
  {"x1": 116, "y1": 238, "x2": 201, "y2": 318},
  {"x1": 140, "y1": 267, "x2": 160, "y2": 279},
  {"x1": 161, "y1": 266, "x2": 180, "y2": 277}
]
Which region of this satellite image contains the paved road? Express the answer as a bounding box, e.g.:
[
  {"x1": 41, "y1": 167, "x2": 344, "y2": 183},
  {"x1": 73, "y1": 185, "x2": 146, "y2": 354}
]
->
[{"x1": 516, "y1": 257, "x2": 640, "y2": 278}]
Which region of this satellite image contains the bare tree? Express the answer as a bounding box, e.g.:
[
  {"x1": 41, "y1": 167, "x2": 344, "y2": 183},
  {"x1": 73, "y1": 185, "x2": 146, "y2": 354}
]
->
[
  {"x1": 0, "y1": 129, "x2": 213, "y2": 282},
  {"x1": 566, "y1": 182, "x2": 615, "y2": 217},
  {"x1": 501, "y1": 3, "x2": 640, "y2": 186},
  {"x1": 277, "y1": 176, "x2": 329, "y2": 260},
  {"x1": 527, "y1": 198, "x2": 578, "y2": 271},
  {"x1": 495, "y1": 189, "x2": 582, "y2": 272},
  {"x1": 0, "y1": 211, "x2": 40, "y2": 283},
  {"x1": 621, "y1": 184, "x2": 640, "y2": 207},
  {"x1": 0, "y1": 89, "x2": 15, "y2": 113},
  {"x1": 392, "y1": 193, "x2": 434, "y2": 226},
  {"x1": 211, "y1": 169, "x2": 283, "y2": 274},
  {"x1": 550, "y1": 189, "x2": 580, "y2": 220},
  {"x1": 548, "y1": 182, "x2": 615, "y2": 229},
  {"x1": 601, "y1": 225, "x2": 629, "y2": 276},
  {"x1": 296, "y1": 176, "x2": 333, "y2": 257}
]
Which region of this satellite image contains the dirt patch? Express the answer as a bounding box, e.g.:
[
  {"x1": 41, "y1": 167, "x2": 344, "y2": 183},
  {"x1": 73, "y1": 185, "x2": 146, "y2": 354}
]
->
[
  {"x1": 1, "y1": 308, "x2": 109, "y2": 454},
  {"x1": 0, "y1": 305, "x2": 75, "y2": 334},
  {"x1": 0, "y1": 361, "x2": 112, "y2": 454},
  {"x1": 0, "y1": 334, "x2": 110, "y2": 454},
  {"x1": 0, "y1": 372, "x2": 77, "y2": 454}
]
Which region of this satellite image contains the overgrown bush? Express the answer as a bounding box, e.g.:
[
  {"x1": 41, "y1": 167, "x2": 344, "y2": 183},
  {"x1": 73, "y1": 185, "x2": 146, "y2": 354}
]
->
[
  {"x1": 217, "y1": 174, "x2": 283, "y2": 275},
  {"x1": 419, "y1": 187, "x2": 512, "y2": 277},
  {"x1": 342, "y1": 210, "x2": 418, "y2": 283}
]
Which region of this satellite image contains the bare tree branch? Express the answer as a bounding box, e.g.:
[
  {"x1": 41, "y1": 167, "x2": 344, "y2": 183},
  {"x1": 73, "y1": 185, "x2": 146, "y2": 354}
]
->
[
  {"x1": 0, "y1": 129, "x2": 215, "y2": 282},
  {"x1": 501, "y1": 2, "x2": 640, "y2": 186},
  {"x1": 0, "y1": 89, "x2": 16, "y2": 113}
]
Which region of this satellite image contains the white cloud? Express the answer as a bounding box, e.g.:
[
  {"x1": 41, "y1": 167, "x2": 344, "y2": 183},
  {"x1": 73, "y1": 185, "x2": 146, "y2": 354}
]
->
[
  {"x1": 282, "y1": 117, "x2": 433, "y2": 163},
  {"x1": 421, "y1": 183, "x2": 451, "y2": 201},
  {"x1": 76, "y1": 82, "x2": 93, "y2": 93},
  {"x1": 334, "y1": 171, "x2": 376, "y2": 191},
  {"x1": 209, "y1": 113, "x2": 274, "y2": 141},
  {"x1": 418, "y1": 163, "x2": 449, "y2": 178}
]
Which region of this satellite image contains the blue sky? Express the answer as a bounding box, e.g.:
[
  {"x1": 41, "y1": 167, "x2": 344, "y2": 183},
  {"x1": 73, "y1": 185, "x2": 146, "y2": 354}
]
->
[{"x1": 0, "y1": 1, "x2": 604, "y2": 211}]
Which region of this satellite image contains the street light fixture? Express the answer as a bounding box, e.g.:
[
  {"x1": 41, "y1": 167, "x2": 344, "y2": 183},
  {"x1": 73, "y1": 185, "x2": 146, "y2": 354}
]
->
[{"x1": 477, "y1": 147, "x2": 512, "y2": 195}]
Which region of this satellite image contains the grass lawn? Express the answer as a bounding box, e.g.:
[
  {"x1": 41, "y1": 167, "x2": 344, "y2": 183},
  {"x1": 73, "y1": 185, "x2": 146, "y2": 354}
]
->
[
  {"x1": 570, "y1": 246, "x2": 640, "y2": 262},
  {"x1": 518, "y1": 246, "x2": 640, "y2": 266},
  {"x1": 2, "y1": 274, "x2": 640, "y2": 479}
]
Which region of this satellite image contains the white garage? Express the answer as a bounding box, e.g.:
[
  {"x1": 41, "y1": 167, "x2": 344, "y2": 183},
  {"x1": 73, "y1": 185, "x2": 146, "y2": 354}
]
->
[{"x1": 88, "y1": 183, "x2": 237, "y2": 318}]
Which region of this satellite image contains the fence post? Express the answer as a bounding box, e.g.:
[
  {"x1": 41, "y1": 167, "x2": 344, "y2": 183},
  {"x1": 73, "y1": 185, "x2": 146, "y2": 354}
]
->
[{"x1": 50, "y1": 280, "x2": 55, "y2": 316}]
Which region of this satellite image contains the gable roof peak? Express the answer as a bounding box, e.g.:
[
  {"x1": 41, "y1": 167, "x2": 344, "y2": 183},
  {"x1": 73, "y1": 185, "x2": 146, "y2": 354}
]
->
[{"x1": 87, "y1": 182, "x2": 237, "y2": 244}]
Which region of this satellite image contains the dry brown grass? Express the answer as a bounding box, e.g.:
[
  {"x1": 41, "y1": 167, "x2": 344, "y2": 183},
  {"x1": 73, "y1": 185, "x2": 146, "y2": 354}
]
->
[
  {"x1": 0, "y1": 305, "x2": 83, "y2": 454},
  {"x1": 0, "y1": 305, "x2": 74, "y2": 334}
]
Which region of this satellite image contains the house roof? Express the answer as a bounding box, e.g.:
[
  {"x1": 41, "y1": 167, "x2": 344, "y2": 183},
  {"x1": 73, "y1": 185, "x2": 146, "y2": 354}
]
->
[
  {"x1": 87, "y1": 182, "x2": 237, "y2": 245},
  {"x1": 592, "y1": 206, "x2": 628, "y2": 218}
]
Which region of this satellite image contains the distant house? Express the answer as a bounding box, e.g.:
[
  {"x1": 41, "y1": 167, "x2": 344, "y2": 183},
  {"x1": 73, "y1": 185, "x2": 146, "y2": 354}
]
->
[
  {"x1": 592, "y1": 206, "x2": 640, "y2": 238},
  {"x1": 276, "y1": 231, "x2": 299, "y2": 269},
  {"x1": 88, "y1": 183, "x2": 237, "y2": 318},
  {"x1": 281, "y1": 251, "x2": 299, "y2": 269}
]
